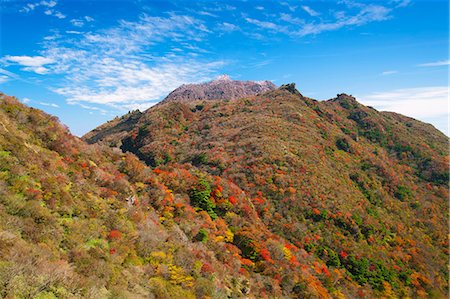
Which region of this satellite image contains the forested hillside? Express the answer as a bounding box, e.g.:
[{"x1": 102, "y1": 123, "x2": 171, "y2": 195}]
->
[
  {"x1": 0, "y1": 82, "x2": 448, "y2": 298},
  {"x1": 86, "y1": 83, "x2": 449, "y2": 298}
]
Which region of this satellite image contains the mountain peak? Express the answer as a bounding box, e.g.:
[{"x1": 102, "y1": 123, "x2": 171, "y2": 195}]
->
[
  {"x1": 279, "y1": 83, "x2": 303, "y2": 96},
  {"x1": 162, "y1": 76, "x2": 277, "y2": 103}
]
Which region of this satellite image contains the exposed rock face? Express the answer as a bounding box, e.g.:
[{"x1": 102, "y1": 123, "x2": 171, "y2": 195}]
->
[{"x1": 161, "y1": 75, "x2": 277, "y2": 103}]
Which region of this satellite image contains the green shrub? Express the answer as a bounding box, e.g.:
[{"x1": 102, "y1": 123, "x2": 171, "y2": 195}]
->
[
  {"x1": 336, "y1": 138, "x2": 350, "y2": 152},
  {"x1": 191, "y1": 154, "x2": 209, "y2": 166},
  {"x1": 195, "y1": 229, "x2": 208, "y2": 243},
  {"x1": 343, "y1": 255, "x2": 397, "y2": 291},
  {"x1": 395, "y1": 185, "x2": 412, "y2": 201},
  {"x1": 189, "y1": 179, "x2": 217, "y2": 219}
]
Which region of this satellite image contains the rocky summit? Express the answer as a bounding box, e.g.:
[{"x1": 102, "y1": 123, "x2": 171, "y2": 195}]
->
[{"x1": 161, "y1": 75, "x2": 277, "y2": 103}]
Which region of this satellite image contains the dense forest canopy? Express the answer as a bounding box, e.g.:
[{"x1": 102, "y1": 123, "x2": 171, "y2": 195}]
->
[{"x1": 0, "y1": 85, "x2": 448, "y2": 298}]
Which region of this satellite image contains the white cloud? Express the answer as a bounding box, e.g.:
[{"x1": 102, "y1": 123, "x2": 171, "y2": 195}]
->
[
  {"x1": 197, "y1": 11, "x2": 218, "y2": 18},
  {"x1": 245, "y1": 17, "x2": 287, "y2": 31},
  {"x1": 70, "y1": 19, "x2": 84, "y2": 27},
  {"x1": 52, "y1": 60, "x2": 224, "y2": 108},
  {"x1": 359, "y1": 86, "x2": 449, "y2": 119},
  {"x1": 0, "y1": 75, "x2": 9, "y2": 84},
  {"x1": 0, "y1": 68, "x2": 19, "y2": 80},
  {"x1": 280, "y1": 13, "x2": 304, "y2": 26},
  {"x1": 21, "y1": 0, "x2": 57, "y2": 12},
  {"x1": 21, "y1": 0, "x2": 65, "y2": 18},
  {"x1": 391, "y1": 0, "x2": 411, "y2": 8},
  {"x1": 44, "y1": 9, "x2": 66, "y2": 19},
  {"x1": 281, "y1": 2, "x2": 297, "y2": 12},
  {"x1": 5, "y1": 13, "x2": 224, "y2": 111},
  {"x1": 381, "y1": 70, "x2": 398, "y2": 75},
  {"x1": 41, "y1": 0, "x2": 57, "y2": 8},
  {"x1": 245, "y1": 3, "x2": 391, "y2": 37},
  {"x1": 43, "y1": 32, "x2": 61, "y2": 40},
  {"x1": 22, "y1": 3, "x2": 37, "y2": 12},
  {"x1": 71, "y1": 103, "x2": 109, "y2": 114},
  {"x1": 417, "y1": 60, "x2": 450, "y2": 67},
  {"x1": 220, "y1": 22, "x2": 239, "y2": 32},
  {"x1": 22, "y1": 98, "x2": 31, "y2": 103},
  {"x1": 3, "y1": 55, "x2": 55, "y2": 74},
  {"x1": 53, "y1": 11, "x2": 65, "y2": 19},
  {"x1": 302, "y1": 5, "x2": 319, "y2": 17},
  {"x1": 70, "y1": 16, "x2": 93, "y2": 27},
  {"x1": 39, "y1": 101, "x2": 59, "y2": 108},
  {"x1": 295, "y1": 4, "x2": 391, "y2": 36}
]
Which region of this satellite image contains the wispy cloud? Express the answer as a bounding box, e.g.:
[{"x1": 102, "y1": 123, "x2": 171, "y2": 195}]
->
[
  {"x1": 21, "y1": 0, "x2": 56, "y2": 12},
  {"x1": 203, "y1": 4, "x2": 236, "y2": 12},
  {"x1": 0, "y1": 75, "x2": 9, "y2": 84},
  {"x1": 391, "y1": 0, "x2": 411, "y2": 8},
  {"x1": 381, "y1": 70, "x2": 398, "y2": 75},
  {"x1": 295, "y1": 4, "x2": 391, "y2": 36},
  {"x1": 0, "y1": 68, "x2": 22, "y2": 84},
  {"x1": 197, "y1": 11, "x2": 218, "y2": 18},
  {"x1": 5, "y1": 13, "x2": 224, "y2": 111},
  {"x1": 70, "y1": 16, "x2": 95, "y2": 27},
  {"x1": 245, "y1": 2, "x2": 392, "y2": 37},
  {"x1": 417, "y1": 60, "x2": 450, "y2": 67},
  {"x1": 72, "y1": 103, "x2": 109, "y2": 115},
  {"x1": 44, "y1": 9, "x2": 65, "y2": 19},
  {"x1": 70, "y1": 19, "x2": 84, "y2": 27},
  {"x1": 65, "y1": 30, "x2": 83, "y2": 35},
  {"x1": 39, "y1": 101, "x2": 59, "y2": 108},
  {"x1": 360, "y1": 86, "x2": 449, "y2": 119},
  {"x1": 219, "y1": 22, "x2": 239, "y2": 32},
  {"x1": 21, "y1": 0, "x2": 65, "y2": 19},
  {"x1": 281, "y1": 2, "x2": 297, "y2": 12},
  {"x1": 245, "y1": 17, "x2": 287, "y2": 32},
  {"x1": 2, "y1": 55, "x2": 55, "y2": 74},
  {"x1": 52, "y1": 60, "x2": 224, "y2": 108},
  {"x1": 244, "y1": 60, "x2": 272, "y2": 69},
  {"x1": 280, "y1": 13, "x2": 304, "y2": 26},
  {"x1": 301, "y1": 5, "x2": 319, "y2": 17}
]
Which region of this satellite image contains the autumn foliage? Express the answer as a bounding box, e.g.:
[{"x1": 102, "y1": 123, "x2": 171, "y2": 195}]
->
[{"x1": 0, "y1": 86, "x2": 448, "y2": 299}]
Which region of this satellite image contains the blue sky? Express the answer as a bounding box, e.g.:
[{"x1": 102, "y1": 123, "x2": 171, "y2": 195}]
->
[{"x1": 0, "y1": 0, "x2": 448, "y2": 136}]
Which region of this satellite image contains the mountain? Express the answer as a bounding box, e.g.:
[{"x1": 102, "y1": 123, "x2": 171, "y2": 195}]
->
[
  {"x1": 84, "y1": 82, "x2": 449, "y2": 298},
  {"x1": 1, "y1": 78, "x2": 448, "y2": 298},
  {"x1": 162, "y1": 74, "x2": 277, "y2": 103},
  {"x1": 0, "y1": 94, "x2": 267, "y2": 298},
  {"x1": 83, "y1": 76, "x2": 276, "y2": 146}
]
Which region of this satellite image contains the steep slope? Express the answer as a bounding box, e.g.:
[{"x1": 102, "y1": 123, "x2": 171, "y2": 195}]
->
[
  {"x1": 82, "y1": 109, "x2": 143, "y2": 146},
  {"x1": 0, "y1": 94, "x2": 279, "y2": 298},
  {"x1": 85, "y1": 83, "x2": 449, "y2": 298},
  {"x1": 84, "y1": 75, "x2": 276, "y2": 146}
]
